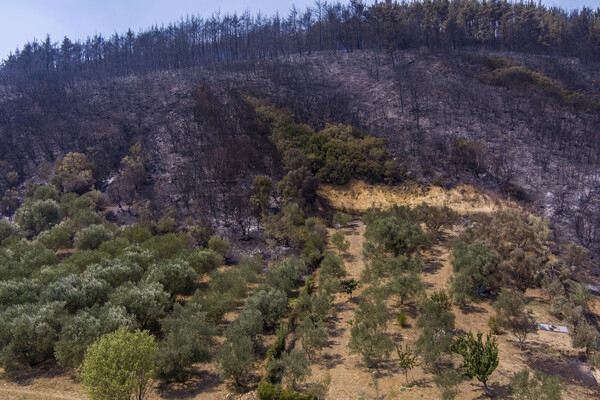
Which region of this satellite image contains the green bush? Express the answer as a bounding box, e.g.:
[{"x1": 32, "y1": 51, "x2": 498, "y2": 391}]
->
[
  {"x1": 0, "y1": 302, "x2": 66, "y2": 370},
  {"x1": 192, "y1": 289, "x2": 236, "y2": 323},
  {"x1": 15, "y1": 199, "x2": 61, "y2": 234},
  {"x1": 74, "y1": 224, "x2": 114, "y2": 250},
  {"x1": 266, "y1": 257, "x2": 307, "y2": 295},
  {"x1": 0, "y1": 278, "x2": 42, "y2": 308},
  {"x1": 141, "y1": 233, "x2": 186, "y2": 258},
  {"x1": 40, "y1": 274, "x2": 111, "y2": 313},
  {"x1": 257, "y1": 380, "x2": 318, "y2": 400},
  {"x1": 119, "y1": 225, "x2": 152, "y2": 245},
  {"x1": 55, "y1": 305, "x2": 134, "y2": 368},
  {"x1": 156, "y1": 303, "x2": 215, "y2": 382},
  {"x1": 266, "y1": 322, "x2": 289, "y2": 360},
  {"x1": 32, "y1": 184, "x2": 59, "y2": 202},
  {"x1": 144, "y1": 260, "x2": 198, "y2": 297},
  {"x1": 209, "y1": 269, "x2": 247, "y2": 299},
  {"x1": 246, "y1": 289, "x2": 288, "y2": 326},
  {"x1": 181, "y1": 248, "x2": 223, "y2": 275},
  {"x1": 109, "y1": 282, "x2": 171, "y2": 329},
  {"x1": 225, "y1": 307, "x2": 264, "y2": 347},
  {"x1": 83, "y1": 259, "x2": 143, "y2": 288},
  {"x1": 37, "y1": 223, "x2": 71, "y2": 250},
  {"x1": 451, "y1": 239, "x2": 499, "y2": 297},
  {"x1": 81, "y1": 327, "x2": 158, "y2": 400},
  {"x1": 239, "y1": 254, "x2": 264, "y2": 282},
  {"x1": 119, "y1": 246, "x2": 154, "y2": 271},
  {"x1": 216, "y1": 333, "x2": 255, "y2": 386},
  {"x1": 0, "y1": 239, "x2": 58, "y2": 280},
  {"x1": 396, "y1": 312, "x2": 408, "y2": 327},
  {"x1": 510, "y1": 369, "x2": 563, "y2": 400},
  {"x1": 0, "y1": 219, "x2": 20, "y2": 244},
  {"x1": 208, "y1": 235, "x2": 231, "y2": 258}
]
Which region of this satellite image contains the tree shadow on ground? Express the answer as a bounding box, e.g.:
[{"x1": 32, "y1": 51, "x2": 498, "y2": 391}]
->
[
  {"x1": 2, "y1": 361, "x2": 69, "y2": 386},
  {"x1": 473, "y1": 381, "x2": 511, "y2": 399},
  {"x1": 157, "y1": 370, "x2": 223, "y2": 399},
  {"x1": 458, "y1": 303, "x2": 487, "y2": 314},
  {"x1": 319, "y1": 353, "x2": 345, "y2": 369},
  {"x1": 525, "y1": 351, "x2": 598, "y2": 388}
]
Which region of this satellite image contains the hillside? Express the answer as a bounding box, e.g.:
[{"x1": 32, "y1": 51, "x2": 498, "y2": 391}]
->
[
  {"x1": 1, "y1": 48, "x2": 600, "y2": 254},
  {"x1": 0, "y1": 1, "x2": 599, "y2": 398}
]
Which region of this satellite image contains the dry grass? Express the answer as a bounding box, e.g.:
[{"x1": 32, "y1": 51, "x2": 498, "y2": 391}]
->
[{"x1": 318, "y1": 180, "x2": 502, "y2": 216}]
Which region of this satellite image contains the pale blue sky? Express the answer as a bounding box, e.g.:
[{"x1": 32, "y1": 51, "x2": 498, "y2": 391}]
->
[{"x1": 0, "y1": 0, "x2": 598, "y2": 62}]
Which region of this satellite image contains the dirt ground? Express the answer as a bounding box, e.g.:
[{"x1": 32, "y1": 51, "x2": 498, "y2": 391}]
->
[
  {"x1": 291, "y1": 222, "x2": 599, "y2": 400},
  {"x1": 1, "y1": 183, "x2": 598, "y2": 399}
]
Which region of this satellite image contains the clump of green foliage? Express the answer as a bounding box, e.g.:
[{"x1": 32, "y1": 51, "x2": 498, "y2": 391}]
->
[{"x1": 81, "y1": 328, "x2": 157, "y2": 400}]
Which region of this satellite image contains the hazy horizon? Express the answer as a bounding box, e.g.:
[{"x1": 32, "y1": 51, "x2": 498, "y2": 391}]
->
[{"x1": 1, "y1": 0, "x2": 599, "y2": 62}]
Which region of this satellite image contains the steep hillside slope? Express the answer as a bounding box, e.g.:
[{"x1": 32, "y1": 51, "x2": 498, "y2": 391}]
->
[{"x1": 1, "y1": 49, "x2": 599, "y2": 253}]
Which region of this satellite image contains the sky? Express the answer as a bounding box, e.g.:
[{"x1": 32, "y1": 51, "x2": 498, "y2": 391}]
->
[{"x1": 0, "y1": 0, "x2": 599, "y2": 62}]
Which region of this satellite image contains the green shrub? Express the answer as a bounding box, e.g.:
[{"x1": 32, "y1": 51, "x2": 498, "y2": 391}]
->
[
  {"x1": 109, "y1": 282, "x2": 171, "y2": 329},
  {"x1": 257, "y1": 380, "x2": 318, "y2": 400},
  {"x1": 74, "y1": 224, "x2": 114, "y2": 250},
  {"x1": 141, "y1": 233, "x2": 186, "y2": 258},
  {"x1": 247, "y1": 288, "x2": 288, "y2": 325},
  {"x1": 0, "y1": 219, "x2": 20, "y2": 244},
  {"x1": 0, "y1": 278, "x2": 42, "y2": 308},
  {"x1": 266, "y1": 323, "x2": 289, "y2": 360},
  {"x1": 396, "y1": 312, "x2": 408, "y2": 327},
  {"x1": 32, "y1": 184, "x2": 59, "y2": 202},
  {"x1": 0, "y1": 302, "x2": 66, "y2": 370},
  {"x1": 83, "y1": 259, "x2": 143, "y2": 288},
  {"x1": 208, "y1": 235, "x2": 231, "y2": 258},
  {"x1": 40, "y1": 274, "x2": 111, "y2": 313},
  {"x1": 55, "y1": 305, "x2": 134, "y2": 368},
  {"x1": 209, "y1": 269, "x2": 247, "y2": 299},
  {"x1": 37, "y1": 223, "x2": 71, "y2": 250},
  {"x1": 239, "y1": 254, "x2": 264, "y2": 282},
  {"x1": 225, "y1": 307, "x2": 264, "y2": 347},
  {"x1": 119, "y1": 224, "x2": 152, "y2": 245},
  {"x1": 181, "y1": 248, "x2": 223, "y2": 275},
  {"x1": 156, "y1": 303, "x2": 215, "y2": 382},
  {"x1": 192, "y1": 289, "x2": 236, "y2": 323},
  {"x1": 487, "y1": 315, "x2": 501, "y2": 334},
  {"x1": 266, "y1": 257, "x2": 307, "y2": 295},
  {"x1": 81, "y1": 327, "x2": 158, "y2": 400},
  {"x1": 15, "y1": 199, "x2": 61, "y2": 234},
  {"x1": 144, "y1": 260, "x2": 198, "y2": 297},
  {"x1": 0, "y1": 239, "x2": 58, "y2": 280},
  {"x1": 216, "y1": 333, "x2": 255, "y2": 386},
  {"x1": 510, "y1": 369, "x2": 563, "y2": 400}
]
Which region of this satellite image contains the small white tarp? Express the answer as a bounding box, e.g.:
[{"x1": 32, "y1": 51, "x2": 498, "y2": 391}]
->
[{"x1": 537, "y1": 323, "x2": 569, "y2": 333}]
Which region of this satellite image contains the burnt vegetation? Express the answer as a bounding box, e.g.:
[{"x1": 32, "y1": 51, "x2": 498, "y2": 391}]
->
[{"x1": 0, "y1": 3, "x2": 599, "y2": 395}]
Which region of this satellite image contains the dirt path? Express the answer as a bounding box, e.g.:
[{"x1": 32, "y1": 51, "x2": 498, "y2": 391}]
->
[{"x1": 0, "y1": 387, "x2": 84, "y2": 400}]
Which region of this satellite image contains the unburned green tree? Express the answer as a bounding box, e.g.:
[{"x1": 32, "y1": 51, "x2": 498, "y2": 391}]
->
[
  {"x1": 250, "y1": 176, "x2": 272, "y2": 225},
  {"x1": 416, "y1": 296, "x2": 456, "y2": 369},
  {"x1": 433, "y1": 370, "x2": 462, "y2": 400},
  {"x1": 279, "y1": 349, "x2": 311, "y2": 390},
  {"x1": 510, "y1": 369, "x2": 563, "y2": 400},
  {"x1": 216, "y1": 334, "x2": 255, "y2": 386},
  {"x1": 331, "y1": 231, "x2": 350, "y2": 255},
  {"x1": 450, "y1": 331, "x2": 499, "y2": 393},
  {"x1": 81, "y1": 327, "x2": 158, "y2": 400},
  {"x1": 396, "y1": 344, "x2": 418, "y2": 385},
  {"x1": 493, "y1": 289, "x2": 536, "y2": 350},
  {"x1": 297, "y1": 317, "x2": 328, "y2": 360},
  {"x1": 157, "y1": 303, "x2": 215, "y2": 382}
]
